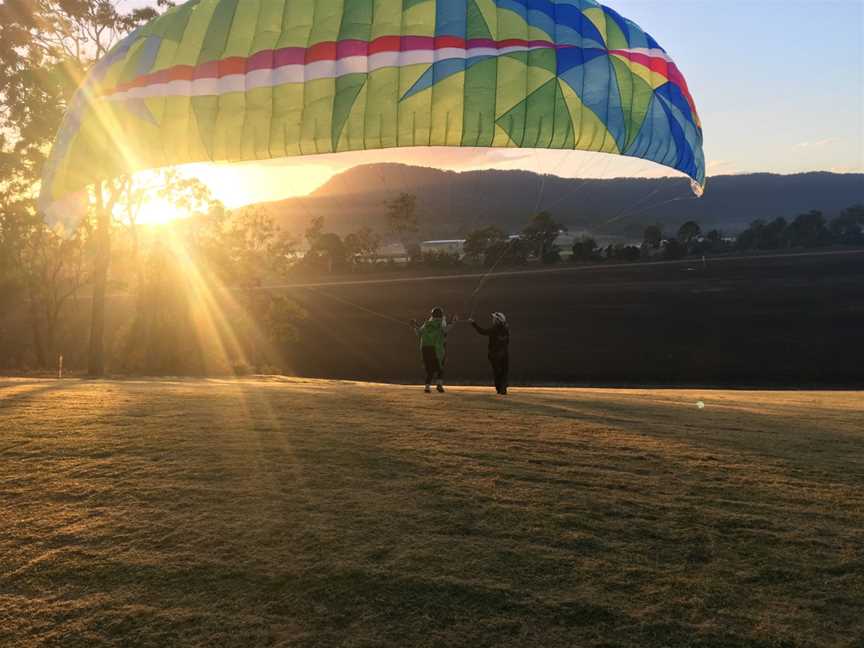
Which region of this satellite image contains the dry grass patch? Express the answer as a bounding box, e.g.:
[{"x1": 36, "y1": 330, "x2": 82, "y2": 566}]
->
[{"x1": 1, "y1": 378, "x2": 862, "y2": 647}]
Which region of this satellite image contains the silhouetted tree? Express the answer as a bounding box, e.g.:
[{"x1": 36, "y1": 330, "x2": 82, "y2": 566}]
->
[
  {"x1": 265, "y1": 296, "x2": 308, "y2": 351},
  {"x1": 0, "y1": 1, "x2": 171, "y2": 376},
  {"x1": 662, "y1": 238, "x2": 687, "y2": 260},
  {"x1": 619, "y1": 245, "x2": 641, "y2": 262},
  {"x1": 571, "y1": 236, "x2": 599, "y2": 262},
  {"x1": 605, "y1": 244, "x2": 641, "y2": 262},
  {"x1": 223, "y1": 206, "x2": 298, "y2": 284},
  {"x1": 308, "y1": 233, "x2": 346, "y2": 273},
  {"x1": 484, "y1": 236, "x2": 530, "y2": 267},
  {"x1": 687, "y1": 228, "x2": 727, "y2": 255},
  {"x1": 0, "y1": 207, "x2": 86, "y2": 368},
  {"x1": 642, "y1": 224, "x2": 663, "y2": 249},
  {"x1": 737, "y1": 218, "x2": 788, "y2": 250},
  {"x1": 523, "y1": 211, "x2": 566, "y2": 264},
  {"x1": 118, "y1": 198, "x2": 306, "y2": 375},
  {"x1": 736, "y1": 220, "x2": 762, "y2": 250},
  {"x1": 385, "y1": 192, "x2": 419, "y2": 250},
  {"x1": 706, "y1": 229, "x2": 723, "y2": 245},
  {"x1": 764, "y1": 218, "x2": 790, "y2": 249},
  {"x1": 421, "y1": 250, "x2": 462, "y2": 268},
  {"x1": 303, "y1": 215, "x2": 347, "y2": 270},
  {"x1": 305, "y1": 215, "x2": 324, "y2": 249},
  {"x1": 677, "y1": 221, "x2": 702, "y2": 247},
  {"x1": 464, "y1": 226, "x2": 506, "y2": 263},
  {"x1": 787, "y1": 210, "x2": 831, "y2": 248},
  {"x1": 344, "y1": 226, "x2": 381, "y2": 264},
  {"x1": 829, "y1": 204, "x2": 864, "y2": 245}
]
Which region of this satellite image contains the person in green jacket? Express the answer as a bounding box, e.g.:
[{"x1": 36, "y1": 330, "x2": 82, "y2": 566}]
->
[{"x1": 411, "y1": 307, "x2": 456, "y2": 393}]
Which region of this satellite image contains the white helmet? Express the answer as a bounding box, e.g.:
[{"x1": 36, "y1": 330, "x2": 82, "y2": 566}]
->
[{"x1": 491, "y1": 312, "x2": 507, "y2": 324}]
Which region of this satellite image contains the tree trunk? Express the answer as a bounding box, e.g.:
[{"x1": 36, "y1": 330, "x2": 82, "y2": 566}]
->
[
  {"x1": 88, "y1": 189, "x2": 111, "y2": 377},
  {"x1": 27, "y1": 290, "x2": 49, "y2": 369},
  {"x1": 118, "y1": 221, "x2": 144, "y2": 372}
]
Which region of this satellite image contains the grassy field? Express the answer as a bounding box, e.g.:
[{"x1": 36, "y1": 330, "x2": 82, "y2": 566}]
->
[
  {"x1": 282, "y1": 250, "x2": 864, "y2": 386},
  {"x1": 1, "y1": 378, "x2": 863, "y2": 647}
]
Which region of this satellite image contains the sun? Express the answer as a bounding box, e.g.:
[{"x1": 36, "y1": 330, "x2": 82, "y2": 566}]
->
[
  {"x1": 183, "y1": 161, "x2": 335, "y2": 207},
  {"x1": 124, "y1": 160, "x2": 336, "y2": 226},
  {"x1": 134, "y1": 195, "x2": 190, "y2": 226}
]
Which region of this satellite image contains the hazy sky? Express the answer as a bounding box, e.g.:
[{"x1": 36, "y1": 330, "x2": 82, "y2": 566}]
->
[{"x1": 130, "y1": 0, "x2": 863, "y2": 204}]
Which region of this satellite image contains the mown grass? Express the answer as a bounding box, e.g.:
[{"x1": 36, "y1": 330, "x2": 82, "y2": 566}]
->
[{"x1": 1, "y1": 378, "x2": 862, "y2": 647}]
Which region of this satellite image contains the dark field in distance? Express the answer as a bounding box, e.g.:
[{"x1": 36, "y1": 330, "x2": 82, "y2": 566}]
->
[{"x1": 284, "y1": 251, "x2": 864, "y2": 387}]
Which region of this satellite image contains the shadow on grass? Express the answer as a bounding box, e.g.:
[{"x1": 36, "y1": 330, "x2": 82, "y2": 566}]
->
[
  {"x1": 466, "y1": 390, "x2": 864, "y2": 486},
  {"x1": 4, "y1": 555, "x2": 791, "y2": 648},
  {"x1": 0, "y1": 380, "x2": 79, "y2": 407},
  {"x1": 2, "y1": 381, "x2": 860, "y2": 648}
]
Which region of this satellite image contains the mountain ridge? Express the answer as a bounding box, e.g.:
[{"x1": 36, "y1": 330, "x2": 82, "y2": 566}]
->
[{"x1": 256, "y1": 165, "x2": 863, "y2": 240}]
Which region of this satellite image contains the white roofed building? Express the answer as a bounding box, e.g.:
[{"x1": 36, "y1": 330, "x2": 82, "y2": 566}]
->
[{"x1": 420, "y1": 239, "x2": 465, "y2": 258}]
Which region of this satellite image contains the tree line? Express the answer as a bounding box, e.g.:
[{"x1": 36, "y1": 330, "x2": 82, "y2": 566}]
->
[
  {"x1": 1, "y1": 1, "x2": 178, "y2": 375},
  {"x1": 733, "y1": 208, "x2": 864, "y2": 251},
  {"x1": 1, "y1": 2, "x2": 307, "y2": 376},
  {"x1": 1, "y1": 171, "x2": 309, "y2": 374},
  {"x1": 628, "y1": 206, "x2": 864, "y2": 262},
  {"x1": 460, "y1": 205, "x2": 864, "y2": 268},
  {"x1": 297, "y1": 195, "x2": 569, "y2": 271},
  {"x1": 324, "y1": 202, "x2": 864, "y2": 271}
]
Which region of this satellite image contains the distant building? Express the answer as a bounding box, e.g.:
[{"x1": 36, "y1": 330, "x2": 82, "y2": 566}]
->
[
  {"x1": 354, "y1": 242, "x2": 410, "y2": 264},
  {"x1": 420, "y1": 239, "x2": 465, "y2": 257},
  {"x1": 553, "y1": 232, "x2": 577, "y2": 260}
]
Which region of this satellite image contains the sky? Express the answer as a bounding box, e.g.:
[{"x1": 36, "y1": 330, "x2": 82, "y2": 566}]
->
[{"x1": 139, "y1": 0, "x2": 864, "y2": 206}]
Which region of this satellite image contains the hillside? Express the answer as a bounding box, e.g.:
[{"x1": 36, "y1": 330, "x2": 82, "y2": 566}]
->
[
  {"x1": 260, "y1": 165, "x2": 864, "y2": 240},
  {"x1": 2, "y1": 377, "x2": 862, "y2": 647}
]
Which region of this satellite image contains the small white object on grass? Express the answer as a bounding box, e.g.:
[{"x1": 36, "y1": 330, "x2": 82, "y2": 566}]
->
[{"x1": 696, "y1": 401, "x2": 705, "y2": 409}]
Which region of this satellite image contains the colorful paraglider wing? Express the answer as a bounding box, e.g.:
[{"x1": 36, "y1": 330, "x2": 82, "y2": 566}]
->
[{"x1": 40, "y1": 0, "x2": 705, "y2": 230}]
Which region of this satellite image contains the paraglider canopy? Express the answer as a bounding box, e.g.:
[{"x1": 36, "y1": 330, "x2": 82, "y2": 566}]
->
[{"x1": 40, "y1": 0, "x2": 705, "y2": 230}]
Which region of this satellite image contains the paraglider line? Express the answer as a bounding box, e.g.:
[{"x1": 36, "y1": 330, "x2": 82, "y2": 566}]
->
[
  {"x1": 606, "y1": 191, "x2": 700, "y2": 226},
  {"x1": 533, "y1": 148, "x2": 574, "y2": 215},
  {"x1": 604, "y1": 184, "x2": 667, "y2": 226},
  {"x1": 300, "y1": 285, "x2": 410, "y2": 327},
  {"x1": 540, "y1": 151, "x2": 618, "y2": 212},
  {"x1": 465, "y1": 233, "x2": 520, "y2": 318},
  {"x1": 533, "y1": 172, "x2": 548, "y2": 216}
]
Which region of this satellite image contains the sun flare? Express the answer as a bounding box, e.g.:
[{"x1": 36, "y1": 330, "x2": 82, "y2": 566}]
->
[
  {"x1": 183, "y1": 161, "x2": 335, "y2": 208},
  {"x1": 124, "y1": 160, "x2": 336, "y2": 227},
  {"x1": 135, "y1": 195, "x2": 190, "y2": 226}
]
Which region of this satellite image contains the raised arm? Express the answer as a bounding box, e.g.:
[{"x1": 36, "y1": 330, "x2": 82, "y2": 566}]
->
[
  {"x1": 471, "y1": 322, "x2": 493, "y2": 336},
  {"x1": 442, "y1": 316, "x2": 462, "y2": 334}
]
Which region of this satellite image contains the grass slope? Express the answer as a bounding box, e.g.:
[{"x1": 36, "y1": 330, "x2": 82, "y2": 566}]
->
[{"x1": 1, "y1": 378, "x2": 863, "y2": 647}]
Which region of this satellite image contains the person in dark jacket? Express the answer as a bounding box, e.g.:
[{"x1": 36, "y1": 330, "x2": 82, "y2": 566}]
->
[{"x1": 470, "y1": 311, "x2": 510, "y2": 395}]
